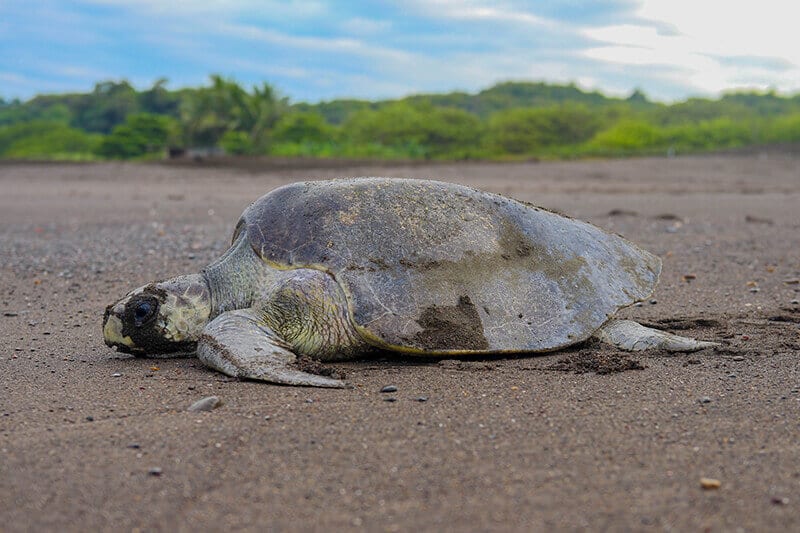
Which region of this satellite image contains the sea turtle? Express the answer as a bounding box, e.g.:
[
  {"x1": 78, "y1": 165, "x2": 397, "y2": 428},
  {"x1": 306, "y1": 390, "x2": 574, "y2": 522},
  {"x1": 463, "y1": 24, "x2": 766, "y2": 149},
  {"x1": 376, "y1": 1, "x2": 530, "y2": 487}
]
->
[{"x1": 103, "y1": 178, "x2": 716, "y2": 387}]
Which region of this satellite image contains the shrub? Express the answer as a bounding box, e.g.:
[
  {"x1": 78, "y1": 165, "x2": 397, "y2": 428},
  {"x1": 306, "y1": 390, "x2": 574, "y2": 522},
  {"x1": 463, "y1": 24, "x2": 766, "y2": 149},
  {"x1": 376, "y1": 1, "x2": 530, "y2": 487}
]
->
[
  {"x1": 272, "y1": 112, "x2": 334, "y2": 145},
  {"x1": 220, "y1": 131, "x2": 254, "y2": 155},
  {"x1": 96, "y1": 113, "x2": 175, "y2": 158},
  {"x1": 487, "y1": 105, "x2": 603, "y2": 154},
  {"x1": 0, "y1": 121, "x2": 101, "y2": 159},
  {"x1": 586, "y1": 120, "x2": 664, "y2": 152},
  {"x1": 342, "y1": 103, "x2": 483, "y2": 158}
]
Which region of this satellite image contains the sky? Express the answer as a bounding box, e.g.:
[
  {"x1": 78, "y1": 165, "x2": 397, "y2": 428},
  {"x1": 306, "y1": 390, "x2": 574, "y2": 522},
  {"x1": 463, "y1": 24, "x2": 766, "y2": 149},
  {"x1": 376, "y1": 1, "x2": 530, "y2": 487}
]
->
[{"x1": 1, "y1": 0, "x2": 799, "y2": 104}]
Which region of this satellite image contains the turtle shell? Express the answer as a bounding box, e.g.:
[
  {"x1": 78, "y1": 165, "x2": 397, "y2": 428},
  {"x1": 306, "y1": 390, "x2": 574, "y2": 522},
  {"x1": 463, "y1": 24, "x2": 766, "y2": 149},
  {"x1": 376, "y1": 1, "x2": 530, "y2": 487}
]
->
[{"x1": 238, "y1": 178, "x2": 661, "y2": 354}]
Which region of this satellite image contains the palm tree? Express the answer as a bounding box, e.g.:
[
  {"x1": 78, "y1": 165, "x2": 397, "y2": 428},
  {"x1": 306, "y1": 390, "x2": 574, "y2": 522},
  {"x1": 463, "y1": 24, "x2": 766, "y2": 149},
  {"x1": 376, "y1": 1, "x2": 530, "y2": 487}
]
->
[{"x1": 179, "y1": 75, "x2": 287, "y2": 152}]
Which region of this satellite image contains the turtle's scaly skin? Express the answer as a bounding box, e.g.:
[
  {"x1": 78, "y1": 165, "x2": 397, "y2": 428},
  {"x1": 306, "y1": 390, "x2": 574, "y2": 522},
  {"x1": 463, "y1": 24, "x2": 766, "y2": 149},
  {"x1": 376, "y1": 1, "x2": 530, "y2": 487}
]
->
[{"x1": 238, "y1": 178, "x2": 661, "y2": 354}]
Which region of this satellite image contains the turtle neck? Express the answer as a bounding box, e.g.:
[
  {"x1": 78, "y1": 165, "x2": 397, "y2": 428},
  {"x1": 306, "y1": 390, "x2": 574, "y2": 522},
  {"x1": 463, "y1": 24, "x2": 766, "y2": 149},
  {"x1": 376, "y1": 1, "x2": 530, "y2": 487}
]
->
[{"x1": 202, "y1": 232, "x2": 279, "y2": 317}]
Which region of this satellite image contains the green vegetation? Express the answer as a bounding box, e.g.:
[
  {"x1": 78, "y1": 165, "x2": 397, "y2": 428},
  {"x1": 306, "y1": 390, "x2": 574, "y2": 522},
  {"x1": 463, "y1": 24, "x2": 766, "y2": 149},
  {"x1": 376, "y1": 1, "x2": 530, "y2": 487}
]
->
[
  {"x1": 1, "y1": 77, "x2": 800, "y2": 161},
  {"x1": 0, "y1": 121, "x2": 102, "y2": 160},
  {"x1": 487, "y1": 105, "x2": 602, "y2": 154},
  {"x1": 97, "y1": 113, "x2": 176, "y2": 159}
]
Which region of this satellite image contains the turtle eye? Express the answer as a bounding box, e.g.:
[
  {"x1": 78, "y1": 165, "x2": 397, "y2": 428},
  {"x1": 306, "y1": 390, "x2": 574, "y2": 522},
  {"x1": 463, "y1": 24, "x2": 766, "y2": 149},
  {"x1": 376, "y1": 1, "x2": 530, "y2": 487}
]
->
[{"x1": 133, "y1": 300, "x2": 156, "y2": 326}]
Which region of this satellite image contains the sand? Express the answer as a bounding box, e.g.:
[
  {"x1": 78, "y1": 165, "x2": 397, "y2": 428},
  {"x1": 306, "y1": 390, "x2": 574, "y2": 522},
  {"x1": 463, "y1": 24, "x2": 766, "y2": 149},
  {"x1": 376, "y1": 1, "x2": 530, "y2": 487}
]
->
[{"x1": 1, "y1": 155, "x2": 798, "y2": 531}]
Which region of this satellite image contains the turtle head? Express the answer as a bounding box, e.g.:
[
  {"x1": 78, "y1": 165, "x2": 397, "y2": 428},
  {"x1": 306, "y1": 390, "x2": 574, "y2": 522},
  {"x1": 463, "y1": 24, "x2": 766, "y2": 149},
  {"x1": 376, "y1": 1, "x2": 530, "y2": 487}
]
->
[{"x1": 103, "y1": 274, "x2": 211, "y2": 356}]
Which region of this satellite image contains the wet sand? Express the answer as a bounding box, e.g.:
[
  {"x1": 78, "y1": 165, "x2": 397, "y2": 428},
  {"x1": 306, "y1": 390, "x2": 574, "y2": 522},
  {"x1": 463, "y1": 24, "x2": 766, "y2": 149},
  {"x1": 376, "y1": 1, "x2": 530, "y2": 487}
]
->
[{"x1": 1, "y1": 155, "x2": 799, "y2": 531}]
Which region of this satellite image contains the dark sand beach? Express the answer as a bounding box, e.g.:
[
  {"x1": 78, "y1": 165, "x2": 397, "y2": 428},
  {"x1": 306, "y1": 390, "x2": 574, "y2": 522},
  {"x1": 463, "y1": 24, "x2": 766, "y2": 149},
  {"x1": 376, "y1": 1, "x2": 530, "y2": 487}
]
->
[{"x1": 1, "y1": 155, "x2": 798, "y2": 531}]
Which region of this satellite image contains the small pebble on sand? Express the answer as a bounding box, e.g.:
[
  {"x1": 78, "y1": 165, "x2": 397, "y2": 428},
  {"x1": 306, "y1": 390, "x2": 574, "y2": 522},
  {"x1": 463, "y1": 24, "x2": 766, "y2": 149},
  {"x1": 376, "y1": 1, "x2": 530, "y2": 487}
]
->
[
  {"x1": 380, "y1": 385, "x2": 398, "y2": 393},
  {"x1": 148, "y1": 467, "x2": 162, "y2": 476},
  {"x1": 187, "y1": 396, "x2": 221, "y2": 412},
  {"x1": 699, "y1": 396, "x2": 712, "y2": 404},
  {"x1": 700, "y1": 478, "x2": 721, "y2": 490}
]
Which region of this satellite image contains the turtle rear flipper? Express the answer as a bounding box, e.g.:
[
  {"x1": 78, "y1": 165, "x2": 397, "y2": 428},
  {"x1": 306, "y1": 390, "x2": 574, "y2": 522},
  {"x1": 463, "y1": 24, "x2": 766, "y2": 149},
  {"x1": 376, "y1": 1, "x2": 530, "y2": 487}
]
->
[
  {"x1": 594, "y1": 319, "x2": 719, "y2": 352},
  {"x1": 197, "y1": 309, "x2": 350, "y2": 388}
]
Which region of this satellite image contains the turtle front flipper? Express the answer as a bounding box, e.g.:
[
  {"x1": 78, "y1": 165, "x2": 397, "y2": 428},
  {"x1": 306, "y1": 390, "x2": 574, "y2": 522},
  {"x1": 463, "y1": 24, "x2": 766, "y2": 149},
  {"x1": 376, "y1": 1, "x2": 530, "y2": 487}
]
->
[
  {"x1": 197, "y1": 309, "x2": 349, "y2": 388},
  {"x1": 594, "y1": 319, "x2": 719, "y2": 352}
]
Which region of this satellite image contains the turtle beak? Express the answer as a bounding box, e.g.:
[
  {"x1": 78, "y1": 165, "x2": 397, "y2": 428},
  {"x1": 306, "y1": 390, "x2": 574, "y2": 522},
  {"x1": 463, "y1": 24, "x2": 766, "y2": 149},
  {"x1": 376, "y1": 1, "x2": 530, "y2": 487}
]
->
[{"x1": 103, "y1": 301, "x2": 136, "y2": 352}]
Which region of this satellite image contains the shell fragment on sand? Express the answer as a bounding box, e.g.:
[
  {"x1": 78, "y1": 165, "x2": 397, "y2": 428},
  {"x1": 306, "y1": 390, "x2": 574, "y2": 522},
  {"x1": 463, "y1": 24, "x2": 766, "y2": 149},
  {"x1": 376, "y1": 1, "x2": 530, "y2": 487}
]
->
[{"x1": 187, "y1": 396, "x2": 221, "y2": 412}]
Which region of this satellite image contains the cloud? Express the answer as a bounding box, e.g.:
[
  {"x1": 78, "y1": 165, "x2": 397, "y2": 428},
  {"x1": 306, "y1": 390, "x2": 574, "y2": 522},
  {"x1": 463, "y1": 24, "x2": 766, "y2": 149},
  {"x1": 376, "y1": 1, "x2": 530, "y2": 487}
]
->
[
  {"x1": 636, "y1": 1, "x2": 798, "y2": 62},
  {"x1": 581, "y1": 1, "x2": 800, "y2": 95},
  {"x1": 402, "y1": 0, "x2": 555, "y2": 27},
  {"x1": 340, "y1": 17, "x2": 392, "y2": 35},
  {"x1": 214, "y1": 22, "x2": 415, "y2": 65},
  {"x1": 0, "y1": 71, "x2": 28, "y2": 84},
  {"x1": 79, "y1": 0, "x2": 328, "y2": 18},
  {"x1": 2, "y1": 0, "x2": 799, "y2": 102}
]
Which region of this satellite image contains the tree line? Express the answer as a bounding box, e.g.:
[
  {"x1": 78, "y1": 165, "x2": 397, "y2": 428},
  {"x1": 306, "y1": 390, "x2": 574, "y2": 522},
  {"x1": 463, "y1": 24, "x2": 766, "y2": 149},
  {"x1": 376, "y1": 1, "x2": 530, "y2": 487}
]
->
[{"x1": 1, "y1": 76, "x2": 799, "y2": 161}]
